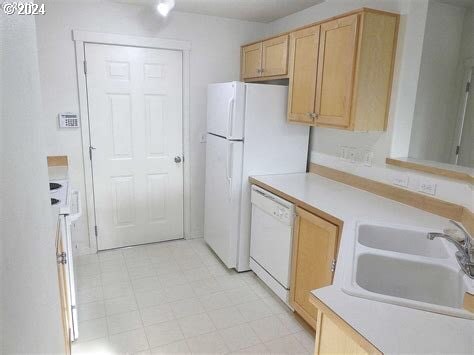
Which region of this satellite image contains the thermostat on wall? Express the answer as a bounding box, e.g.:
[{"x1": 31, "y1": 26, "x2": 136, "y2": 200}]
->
[{"x1": 58, "y1": 112, "x2": 80, "y2": 128}]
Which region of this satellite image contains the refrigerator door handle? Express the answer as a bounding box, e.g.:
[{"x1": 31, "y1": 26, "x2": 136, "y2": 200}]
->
[
  {"x1": 226, "y1": 142, "x2": 233, "y2": 201},
  {"x1": 227, "y1": 98, "x2": 235, "y2": 138}
]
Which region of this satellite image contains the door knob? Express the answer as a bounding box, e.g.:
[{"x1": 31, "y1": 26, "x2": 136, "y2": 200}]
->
[{"x1": 174, "y1": 156, "x2": 182, "y2": 163}]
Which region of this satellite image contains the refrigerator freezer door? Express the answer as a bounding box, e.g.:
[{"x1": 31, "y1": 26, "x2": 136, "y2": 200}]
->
[
  {"x1": 207, "y1": 82, "x2": 245, "y2": 139},
  {"x1": 204, "y1": 133, "x2": 243, "y2": 268}
]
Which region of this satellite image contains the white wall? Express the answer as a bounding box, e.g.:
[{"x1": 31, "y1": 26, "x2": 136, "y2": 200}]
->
[
  {"x1": 35, "y1": 0, "x2": 267, "y2": 254},
  {"x1": 459, "y1": 8, "x2": 474, "y2": 63},
  {"x1": 455, "y1": 8, "x2": 474, "y2": 168},
  {"x1": 409, "y1": 1, "x2": 465, "y2": 163},
  {"x1": 0, "y1": 13, "x2": 3, "y2": 353},
  {"x1": 0, "y1": 13, "x2": 64, "y2": 354}
]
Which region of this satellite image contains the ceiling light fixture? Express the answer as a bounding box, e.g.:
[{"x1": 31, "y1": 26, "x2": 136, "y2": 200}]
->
[{"x1": 157, "y1": 0, "x2": 175, "y2": 17}]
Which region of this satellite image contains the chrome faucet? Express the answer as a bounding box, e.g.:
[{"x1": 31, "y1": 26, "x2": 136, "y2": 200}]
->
[{"x1": 427, "y1": 220, "x2": 474, "y2": 279}]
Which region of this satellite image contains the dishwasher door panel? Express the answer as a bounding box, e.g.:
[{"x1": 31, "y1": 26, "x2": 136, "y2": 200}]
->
[{"x1": 250, "y1": 206, "x2": 293, "y2": 288}]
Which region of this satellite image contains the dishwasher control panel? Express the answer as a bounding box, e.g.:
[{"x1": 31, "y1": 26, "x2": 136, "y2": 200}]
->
[
  {"x1": 250, "y1": 185, "x2": 294, "y2": 225},
  {"x1": 273, "y1": 206, "x2": 290, "y2": 220}
]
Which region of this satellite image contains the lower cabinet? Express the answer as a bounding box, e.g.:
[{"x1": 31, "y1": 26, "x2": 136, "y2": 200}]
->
[
  {"x1": 312, "y1": 297, "x2": 382, "y2": 355},
  {"x1": 56, "y1": 218, "x2": 71, "y2": 354},
  {"x1": 290, "y1": 207, "x2": 339, "y2": 329}
]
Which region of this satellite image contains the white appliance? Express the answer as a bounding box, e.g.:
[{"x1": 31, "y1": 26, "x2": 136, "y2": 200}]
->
[
  {"x1": 51, "y1": 180, "x2": 81, "y2": 342},
  {"x1": 204, "y1": 81, "x2": 309, "y2": 271},
  {"x1": 250, "y1": 185, "x2": 295, "y2": 307}
]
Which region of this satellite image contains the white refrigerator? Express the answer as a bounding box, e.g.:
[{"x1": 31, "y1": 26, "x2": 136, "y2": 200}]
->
[{"x1": 204, "y1": 81, "x2": 309, "y2": 271}]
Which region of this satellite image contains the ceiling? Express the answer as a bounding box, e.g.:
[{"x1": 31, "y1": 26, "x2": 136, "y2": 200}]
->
[{"x1": 114, "y1": 0, "x2": 325, "y2": 23}]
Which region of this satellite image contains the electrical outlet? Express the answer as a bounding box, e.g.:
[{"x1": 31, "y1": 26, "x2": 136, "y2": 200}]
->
[
  {"x1": 363, "y1": 150, "x2": 373, "y2": 166},
  {"x1": 419, "y1": 180, "x2": 437, "y2": 195},
  {"x1": 344, "y1": 148, "x2": 355, "y2": 163},
  {"x1": 340, "y1": 146, "x2": 348, "y2": 160},
  {"x1": 392, "y1": 174, "x2": 409, "y2": 188}
]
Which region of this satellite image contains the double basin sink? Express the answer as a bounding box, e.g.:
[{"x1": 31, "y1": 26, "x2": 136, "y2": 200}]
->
[{"x1": 342, "y1": 223, "x2": 473, "y2": 319}]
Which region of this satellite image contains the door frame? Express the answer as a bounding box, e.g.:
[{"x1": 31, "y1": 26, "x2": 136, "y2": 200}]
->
[{"x1": 73, "y1": 30, "x2": 191, "y2": 252}]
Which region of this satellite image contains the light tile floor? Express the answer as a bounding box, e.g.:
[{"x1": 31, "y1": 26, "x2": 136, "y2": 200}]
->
[{"x1": 73, "y1": 238, "x2": 315, "y2": 354}]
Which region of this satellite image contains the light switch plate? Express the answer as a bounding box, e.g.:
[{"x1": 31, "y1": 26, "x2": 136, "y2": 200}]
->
[
  {"x1": 200, "y1": 133, "x2": 207, "y2": 143},
  {"x1": 419, "y1": 180, "x2": 437, "y2": 195},
  {"x1": 393, "y1": 174, "x2": 409, "y2": 188}
]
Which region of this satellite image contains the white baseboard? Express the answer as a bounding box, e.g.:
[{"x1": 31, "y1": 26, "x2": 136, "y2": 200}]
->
[{"x1": 186, "y1": 232, "x2": 204, "y2": 240}]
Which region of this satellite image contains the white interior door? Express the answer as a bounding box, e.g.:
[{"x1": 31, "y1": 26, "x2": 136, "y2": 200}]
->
[{"x1": 85, "y1": 43, "x2": 183, "y2": 250}]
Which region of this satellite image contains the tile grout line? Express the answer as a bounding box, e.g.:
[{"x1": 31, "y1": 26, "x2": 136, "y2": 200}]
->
[
  {"x1": 74, "y1": 239, "x2": 314, "y2": 354},
  {"x1": 125, "y1": 248, "x2": 153, "y2": 352}
]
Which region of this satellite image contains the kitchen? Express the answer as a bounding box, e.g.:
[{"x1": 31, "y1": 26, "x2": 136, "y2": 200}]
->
[{"x1": 1, "y1": 0, "x2": 473, "y2": 354}]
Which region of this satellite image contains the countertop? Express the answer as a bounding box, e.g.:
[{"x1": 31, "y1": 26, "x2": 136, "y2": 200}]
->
[
  {"x1": 250, "y1": 173, "x2": 473, "y2": 354},
  {"x1": 48, "y1": 166, "x2": 68, "y2": 181}
]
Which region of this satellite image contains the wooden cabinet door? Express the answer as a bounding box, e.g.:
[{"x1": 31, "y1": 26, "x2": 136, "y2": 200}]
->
[
  {"x1": 261, "y1": 35, "x2": 289, "y2": 77},
  {"x1": 315, "y1": 311, "x2": 372, "y2": 355},
  {"x1": 241, "y1": 42, "x2": 263, "y2": 79},
  {"x1": 315, "y1": 14, "x2": 359, "y2": 128},
  {"x1": 290, "y1": 207, "x2": 338, "y2": 329},
  {"x1": 56, "y1": 219, "x2": 71, "y2": 354},
  {"x1": 288, "y1": 25, "x2": 320, "y2": 123}
]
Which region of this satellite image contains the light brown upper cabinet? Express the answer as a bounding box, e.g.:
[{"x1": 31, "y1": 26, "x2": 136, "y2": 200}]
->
[
  {"x1": 315, "y1": 14, "x2": 359, "y2": 128},
  {"x1": 261, "y1": 35, "x2": 289, "y2": 77},
  {"x1": 287, "y1": 9, "x2": 399, "y2": 130},
  {"x1": 241, "y1": 34, "x2": 289, "y2": 81},
  {"x1": 290, "y1": 207, "x2": 340, "y2": 329},
  {"x1": 288, "y1": 25, "x2": 321, "y2": 123},
  {"x1": 241, "y1": 42, "x2": 263, "y2": 80}
]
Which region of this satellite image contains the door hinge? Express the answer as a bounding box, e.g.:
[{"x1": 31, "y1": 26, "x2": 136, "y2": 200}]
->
[
  {"x1": 330, "y1": 259, "x2": 336, "y2": 272},
  {"x1": 57, "y1": 252, "x2": 67, "y2": 265},
  {"x1": 83, "y1": 60, "x2": 87, "y2": 75},
  {"x1": 94, "y1": 225, "x2": 98, "y2": 237},
  {"x1": 456, "y1": 145, "x2": 460, "y2": 155},
  {"x1": 466, "y1": 82, "x2": 471, "y2": 93}
]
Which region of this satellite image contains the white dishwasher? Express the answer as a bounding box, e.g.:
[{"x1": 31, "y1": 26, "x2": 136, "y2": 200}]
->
[{"x1": 250, "y1": 185, "x2": 295, "y2": 308}]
